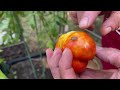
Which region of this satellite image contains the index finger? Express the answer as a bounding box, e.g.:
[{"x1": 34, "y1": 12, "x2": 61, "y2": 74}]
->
[
  {"x1": 46, "y1": 48, "x2": 62, "y2": 79},
  {"x1": 79, "y1": 11, "x2": 101, "y2": 29},
  {"x1": 96, "y1": 46, "x2": 120, "y2": 68},
  {"x1": 59, "y1": 48, "x2": 77, "y2": 79}
]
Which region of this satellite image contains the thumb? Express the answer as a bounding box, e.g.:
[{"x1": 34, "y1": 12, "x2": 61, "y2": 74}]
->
[
  {"x1": 100, "y1": 11, "x2": 120, "y2": 36},
  {"x1": 96, "y1": 46, "x2": 120, "y2": 68}
]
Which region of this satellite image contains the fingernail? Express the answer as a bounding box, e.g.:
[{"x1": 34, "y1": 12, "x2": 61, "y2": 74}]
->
[
  {"x1": 54, "y1": 48, "x2": 59, "y2": 53},
  {"x1": 54, "y1": 48, "x2": 62, "y2": 55},
  {"x1": 105, "y1": 27, "x2": 112, "y2": 35},
  {"x1": 63, "y1": 48, "x2": 68, "y2": 55},
  {"x1": 79, "y1": 17, "x2": 89, "y2": 28}
]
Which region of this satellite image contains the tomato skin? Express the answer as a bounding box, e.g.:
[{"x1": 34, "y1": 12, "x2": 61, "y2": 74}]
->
[
  {"x1": 72, "y1": 59, "x2": 88, "y2": 73},
  {"x1": 63, "y1": 31, "x2": 96, "y2": 61},
  {"x1": 56, "y1": 31, "x2": 96, "y2": 73}
]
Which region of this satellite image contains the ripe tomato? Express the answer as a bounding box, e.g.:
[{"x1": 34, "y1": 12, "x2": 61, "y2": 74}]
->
[
  {"x1": 56, "y1": 31, "x2": 96, "y2": 73},
  {"x1": 72, "y1": 59, "x2": 88, "y2": 73}
]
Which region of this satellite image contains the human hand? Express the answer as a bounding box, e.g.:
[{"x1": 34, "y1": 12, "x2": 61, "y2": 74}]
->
[
  {"x1": 69, "y1": 11, "x2": 120, "y2": 36},
  {"x1": 46, "y1": 46, "x2": 120, "y2": 79}
]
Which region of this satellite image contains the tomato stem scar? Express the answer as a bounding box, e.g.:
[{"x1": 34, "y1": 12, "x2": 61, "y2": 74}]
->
[{"x1": 71, "y1": 36, "x2": 78, "y2": 41}]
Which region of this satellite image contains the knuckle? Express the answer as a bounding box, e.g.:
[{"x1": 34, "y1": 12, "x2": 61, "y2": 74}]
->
[
  {"x1": 48, "y1": 61, "x2": 54, "y2": 68},
  {"x1": 48, "y1": 58, "x2": 56, "y2": 68},
  {"x1": 59, "y1": 59, "x2": 65, "y2": 69},
  {"x1": 58, "y1": 60, "x2": 63, "y2": 68}
]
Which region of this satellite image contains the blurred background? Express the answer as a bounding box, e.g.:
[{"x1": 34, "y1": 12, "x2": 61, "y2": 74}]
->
[{"x1": 0, "y1": 11, "x2": 103, "y2": 79}]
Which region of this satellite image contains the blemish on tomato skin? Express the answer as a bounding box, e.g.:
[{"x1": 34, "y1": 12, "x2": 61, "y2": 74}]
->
[{"x1": 71, "y1": 36, "x2": 78, "y2": 41}]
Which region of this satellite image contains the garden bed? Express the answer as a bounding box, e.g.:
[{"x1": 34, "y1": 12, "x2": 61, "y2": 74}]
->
[{"x1": 8, "y1": 57, "x2": 53, "y2": 79}]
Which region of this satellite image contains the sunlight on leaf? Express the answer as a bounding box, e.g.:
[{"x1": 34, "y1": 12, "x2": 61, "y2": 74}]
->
[
  {"x1": 0, "y1": 18, "x2": 10, "y2": 31},
  {"x1": 46, "y1": 40, "x2": 54, "y2": 50},
  {"x1": 0, "y1": 70, "x2": 7, "y2": 79}
]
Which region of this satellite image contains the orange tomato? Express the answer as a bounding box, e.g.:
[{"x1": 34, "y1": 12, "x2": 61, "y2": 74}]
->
[
  {"x1": 72, "y1": 59, "x2": 88, "y2": 73},
  {"x1": 56, "y1": 31, "x2": 96, "y2": 73}
]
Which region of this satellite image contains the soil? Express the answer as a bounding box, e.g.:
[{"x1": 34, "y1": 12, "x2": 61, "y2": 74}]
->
[
  {"x1": 8, "y1": 57, "x2": 53, "y2": 79},
  {"x1": 7, "y1": 56, "x2": 102, "y2": 79}
]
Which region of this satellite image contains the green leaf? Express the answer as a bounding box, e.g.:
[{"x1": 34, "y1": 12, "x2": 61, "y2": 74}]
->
[
  {"x1": 9, "y1": 18, "x2": 16, "y2": 32},
  {"x1": 0, "y1": 18, "x2": 10, "y2": 30},
  {"x1": 0, "y1": 70, "x2": 8, "y2": 79},
  {"x1": 0, "y1": 11, "x2": 4, "y2": 18},
  {"x1": 16, "y1": 11, "x2": 27, "y2": 17},
  {"x1": 27, "y1": 14, "x2": 35, "y2": 30},
  {"x1": 30, "y1": 17, "x2": 35, "y2": 29},
  {"x1": 56, "y1": 16, "x2": 68, "y2": 26},
  {"x1": 0, "y1": 58, "x2": 4, "y2": 64},
  {"x1": 2, "y1": 34, "x2": 9, "y2": 45},
  {"x1": 50, "y1": 23, "x2": 59, "y2": 38},
  {"x1": 46, "y1": 40, "x2": 54, "y2": 49}
]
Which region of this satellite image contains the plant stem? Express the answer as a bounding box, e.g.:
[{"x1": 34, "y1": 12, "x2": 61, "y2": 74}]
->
[
  {"x1": 38, "y1": 11, "x2": 56, "y2": 46},
  {"x1": 33, "y1": 11, "x2": 46, "y2": 78},
  {"x1": 12, "y1": 11, "x2": 38, "y2": 79},
  {"x1": 12, "y1": 12, "x2": 24, "y2": 41}
]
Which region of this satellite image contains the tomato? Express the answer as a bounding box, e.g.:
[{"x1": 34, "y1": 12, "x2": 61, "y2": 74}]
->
[
  {"x1": 72, "y1": 59, "x2": 88, "y2": 73},
  {"x1": 56, "y1": 31, "x2": 96, "y2": 73}
]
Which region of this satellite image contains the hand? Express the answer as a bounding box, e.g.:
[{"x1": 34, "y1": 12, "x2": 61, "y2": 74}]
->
[
  {"x1": 68, "y1": 11, "x2": 120, "y2": 36},
  {"x1": 46, "y1": 46, "x2": 120, "y2": 79}
]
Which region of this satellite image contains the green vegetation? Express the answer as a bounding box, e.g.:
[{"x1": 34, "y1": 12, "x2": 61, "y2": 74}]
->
[{"x1": 0, "y1": 11, "x2": 101, "y2": 79}]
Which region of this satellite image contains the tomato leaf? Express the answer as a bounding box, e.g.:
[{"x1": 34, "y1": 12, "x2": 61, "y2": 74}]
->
[
  {"x1": 46, "y1": 40, "x2": 54, "y2": 49},
  {"x1": 0, "y1": 58, "x2": 4, "y2": 64},
  {"x1": 0, "y1": 70, "x2": 8, "y2": 79},
  {"x1": 0, "y1": 18, "x2": 10, "y2": 31},
  {"x1": 50, "y1": 23, "x2": 59, "y2": 38}
]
